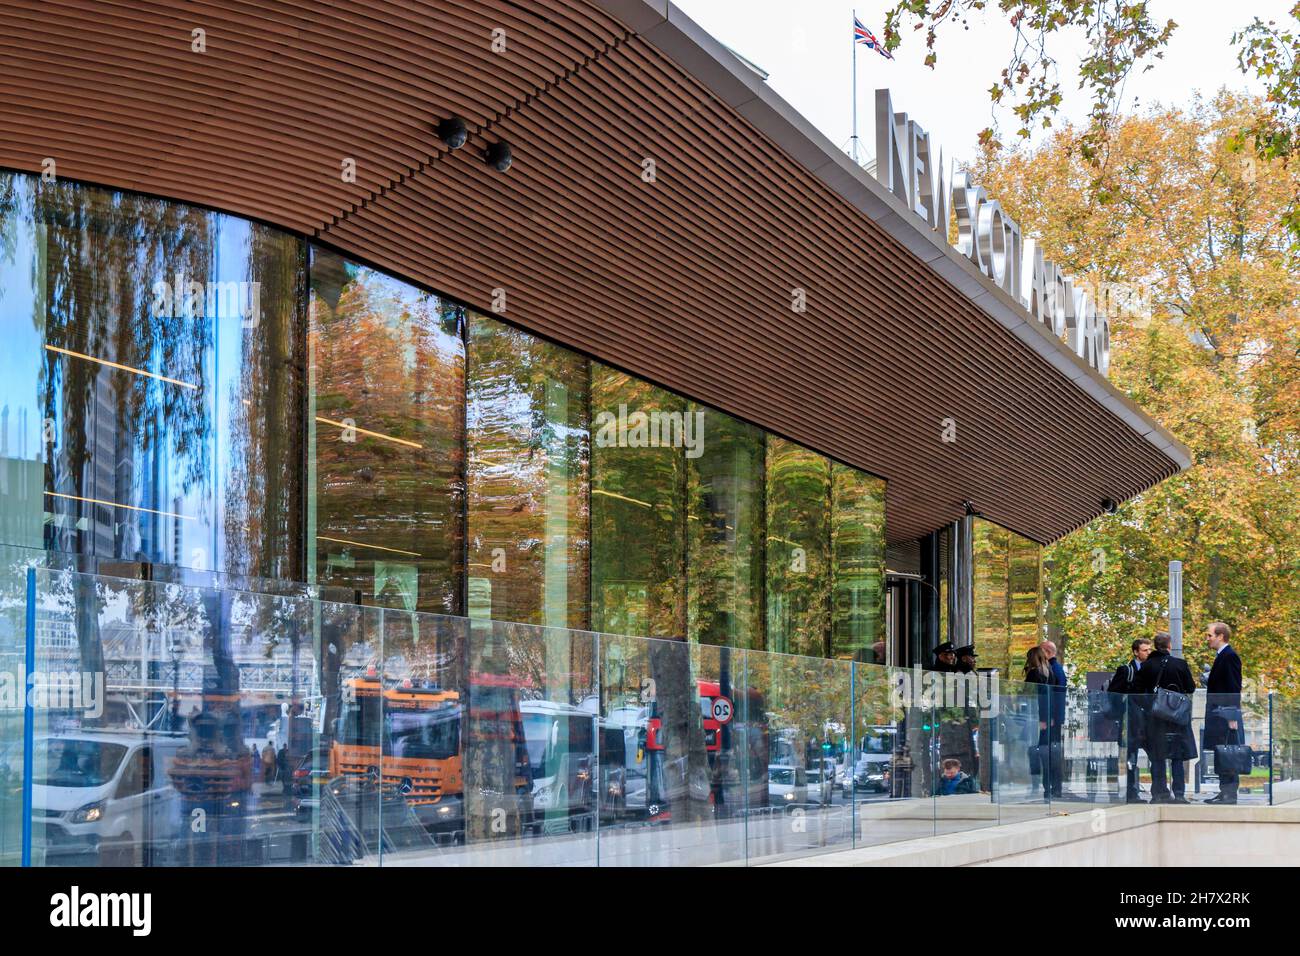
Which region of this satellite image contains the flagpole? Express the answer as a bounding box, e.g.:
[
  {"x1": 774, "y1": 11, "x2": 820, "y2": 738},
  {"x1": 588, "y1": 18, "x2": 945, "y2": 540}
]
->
[{"x1": 851, "y1": 9, "x2": 859, "y2": 163}]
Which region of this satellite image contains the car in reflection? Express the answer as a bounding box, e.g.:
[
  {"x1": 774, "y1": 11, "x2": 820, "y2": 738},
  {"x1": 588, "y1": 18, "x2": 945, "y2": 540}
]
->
[
  {"x1": 767, "y1": 764, "x2": 807, "y2": 805},
  {"x1": 805, "y1": 764, "x2": 833, "y2": 805},
  {"x1": 836, "y1": 765, "x2": 850, "y2": 794},
  {"x1": 854, "y1": 725, "x2": 897, "y2": 793},
  {"x1": 854, "y1": 763, "x2": 889, "y2": 793},
  {"x1": 290, "y1": 748, "x2": 334, "y2": 820},
  {"x1": 30, "y1": 732, "x2": 187, "y2": 863}
]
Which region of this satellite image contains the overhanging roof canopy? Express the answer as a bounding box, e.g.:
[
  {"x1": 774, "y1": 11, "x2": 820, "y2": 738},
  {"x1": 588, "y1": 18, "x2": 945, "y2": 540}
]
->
[{"x1": 0, "y1": 0, "x2": 1190, "y2": 544}]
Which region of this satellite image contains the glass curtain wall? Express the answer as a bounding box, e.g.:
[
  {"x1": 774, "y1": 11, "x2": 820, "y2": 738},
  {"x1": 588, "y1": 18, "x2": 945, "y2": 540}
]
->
[
  {"x1": 0, "y1": 172, "x2": 886, "y2": 660},
  {"x1": 0, "y1": 171, "x2": 305, "y2": 583},
  {"x1": 0, "y1": 172, "x2": 900, "y2": 870}
]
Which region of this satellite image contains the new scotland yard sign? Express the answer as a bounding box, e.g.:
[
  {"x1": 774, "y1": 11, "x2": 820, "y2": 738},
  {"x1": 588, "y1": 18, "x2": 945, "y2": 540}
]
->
[{"x1": 874, "y1": 89, "x2": 1111, "y2": 377}]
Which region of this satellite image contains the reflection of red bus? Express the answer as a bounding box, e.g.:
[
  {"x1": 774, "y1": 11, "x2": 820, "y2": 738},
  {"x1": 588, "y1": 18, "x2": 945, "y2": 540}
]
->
[
  {"x1": 699, "y1": 680, "x2": 725, "y2": 753},
  {"x1": 645, "y1": 680, "x2": 729, "y2": 753},
  {"x1": 643, "y1": 679, "x2": 768, "y2": 815}
]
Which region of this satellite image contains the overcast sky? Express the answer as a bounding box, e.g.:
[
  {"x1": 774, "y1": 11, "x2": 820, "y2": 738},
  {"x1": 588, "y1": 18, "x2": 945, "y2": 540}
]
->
[{"x1": 674, "y1": 1, "x2": 1294, "y2": 166}]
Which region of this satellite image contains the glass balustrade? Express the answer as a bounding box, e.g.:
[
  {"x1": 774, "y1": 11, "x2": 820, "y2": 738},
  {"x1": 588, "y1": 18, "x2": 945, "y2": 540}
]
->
[{"x1": 0, "y1": 561, "x2": 1291, "y2": 868}]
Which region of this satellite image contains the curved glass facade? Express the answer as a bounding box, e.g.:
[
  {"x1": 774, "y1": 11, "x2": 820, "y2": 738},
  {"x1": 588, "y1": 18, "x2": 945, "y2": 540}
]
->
[
  {"x1": 1, "y1": 174, "x2": 305, "y2": 581},
  {"x1": 0, "y1": 171, "x2": 886, "y2": 654}
]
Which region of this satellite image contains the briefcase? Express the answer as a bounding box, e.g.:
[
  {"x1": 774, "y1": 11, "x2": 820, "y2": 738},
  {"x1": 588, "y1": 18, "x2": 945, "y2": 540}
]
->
[
  {"x1": 1088, "y1": 691, "x2": 1121, "y2": 741},
  {"x1": 1214, "y1": 744, "x2": 1253, "y2": 776},
  {"x1": 1152, "y1": 687, "x2": 1192, "y2": 726}
]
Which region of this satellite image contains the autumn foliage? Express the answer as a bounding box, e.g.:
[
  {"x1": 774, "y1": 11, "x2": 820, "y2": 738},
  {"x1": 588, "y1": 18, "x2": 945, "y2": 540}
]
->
[{"x1": 974, "y1": 95, "x2": 1300, "y2": 693}]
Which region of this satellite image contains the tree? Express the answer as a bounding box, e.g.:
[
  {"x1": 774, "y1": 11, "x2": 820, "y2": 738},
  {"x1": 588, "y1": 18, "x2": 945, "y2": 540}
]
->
[
  {"x1": 884, "y1": 2, "x2": 1300, "y2": 242},
  {"x1": 971, "y1": 95, "x2": 1300, "y2": 693}
]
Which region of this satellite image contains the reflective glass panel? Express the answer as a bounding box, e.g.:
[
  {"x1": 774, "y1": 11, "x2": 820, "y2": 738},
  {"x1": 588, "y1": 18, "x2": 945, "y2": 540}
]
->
[
  {"x1": 830, "y1": 463, "x2": 886, "y2": 661},
  {"x1": 465, "y1": 314, "x2": 589, "y2": 630},
  {"x1": 309, "y1": 247, "x2": 465, "y2": 615},
  {"x1": 8, "y1": 173, "x2": 305, "y2": 580},
  {"x1": 765, "y1": 437, "x2": 830, "y2": 657},
  {"x1": 686, "y1": 405, "x2": 764, "y2": 649},
  {"x1": 590, "y1": 365, "x2": 686, "y2": 639}
]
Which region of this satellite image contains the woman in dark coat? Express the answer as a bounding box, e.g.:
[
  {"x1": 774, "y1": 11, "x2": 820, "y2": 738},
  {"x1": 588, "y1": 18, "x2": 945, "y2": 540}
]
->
[{"x1": 1023, "y1": 647, "x2": 1056, "y2": 795}]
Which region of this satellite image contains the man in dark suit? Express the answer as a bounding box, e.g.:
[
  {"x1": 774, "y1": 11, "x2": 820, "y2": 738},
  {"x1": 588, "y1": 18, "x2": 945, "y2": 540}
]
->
[
  {"x1": 1132, "y1": 632, "x2": 1196, "y2": 803},
  {"x1": 1109, "y1": 637, "x2": 1152, "y2": 803},
  {"x1": 1202, "y1": 621, "x2": 1244, "y2": 804}
]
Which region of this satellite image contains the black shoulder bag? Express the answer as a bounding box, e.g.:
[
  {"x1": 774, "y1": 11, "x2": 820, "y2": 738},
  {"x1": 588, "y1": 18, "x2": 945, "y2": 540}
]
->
[{"x1": 1150, "y1": 656, "x2": 1192, "y2": 727}]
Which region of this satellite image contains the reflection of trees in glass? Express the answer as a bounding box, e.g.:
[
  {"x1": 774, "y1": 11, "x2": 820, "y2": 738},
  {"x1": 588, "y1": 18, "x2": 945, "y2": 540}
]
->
[
  {"x1": 973, "y1": 518, "x2": 1042, "y2": 676},
  {"x1": 34, "y1": 177, "x2": 216, "y2": 679},
  {"x1": 831, "y1": 464, "x2": 886, "y2": 660},
  {"x1": 687, "y1": 407, "x2": 764, "y2": 649},
  {"x1": 752, "y1": 653, "x2": 852, "y2": 769},
  {"x1": 765, "y1": 438, "x2": 831, "y2": 657},
  {"x1": 38, "y1": 178, "x2": 214, "y2": 562},
  {"x1": 6, "y1": 172, "x2": 306, "y2": 587},
  {"x1": 310, "y1": 249, "x2": 465, "y2": 617},
  {"x1": 221, "y1": 226, "x2": 304, "y2": 582},
  {"x1": 590, "y1": 365, "x2": 685, "y2": 639},
  {"x1": 466, "y1": 315, "x2": 589, "y2": 631},
  {"x1": 973, "y1": 520, "x2": 1012, "y2": 676},
  {"x1": 1009, "y1": 532, "x2": 1044, "y2": 667}
]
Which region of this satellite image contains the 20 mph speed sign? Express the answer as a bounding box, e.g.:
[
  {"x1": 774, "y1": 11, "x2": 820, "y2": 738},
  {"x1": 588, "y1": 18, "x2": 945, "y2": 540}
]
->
[{"x1": 710, "y1": 696, "x2": 733, "y2": 724}]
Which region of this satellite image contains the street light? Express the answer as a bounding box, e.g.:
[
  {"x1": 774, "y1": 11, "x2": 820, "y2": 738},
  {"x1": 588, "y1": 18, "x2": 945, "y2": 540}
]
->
[{"x1": 1169, "y1": 561, "x2": 1184, "y2": 658}]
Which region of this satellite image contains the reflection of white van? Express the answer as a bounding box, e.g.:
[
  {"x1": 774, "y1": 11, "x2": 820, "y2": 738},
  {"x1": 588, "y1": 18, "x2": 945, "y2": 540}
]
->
[
  {"x1": 767, "y1": 764, "x2": 807, "y2": 804},
  {"x1": 520, "y1": 701, "x2": 597, "y2": 825},
  {"x1": 30, "y1": 733, "x2": 186, "y2": 861}
]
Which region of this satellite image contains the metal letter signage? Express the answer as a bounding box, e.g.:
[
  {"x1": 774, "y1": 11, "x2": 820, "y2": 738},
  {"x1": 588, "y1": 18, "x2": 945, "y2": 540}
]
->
[{"x1": 874, "y1": 89, "x2": 1110, "y2": 376}]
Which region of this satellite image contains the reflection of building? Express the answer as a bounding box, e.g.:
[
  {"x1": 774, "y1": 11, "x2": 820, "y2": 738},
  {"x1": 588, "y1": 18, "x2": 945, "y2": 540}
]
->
[{"x1": 0, "y1": 0, "x2": 1188, "y2": 674}]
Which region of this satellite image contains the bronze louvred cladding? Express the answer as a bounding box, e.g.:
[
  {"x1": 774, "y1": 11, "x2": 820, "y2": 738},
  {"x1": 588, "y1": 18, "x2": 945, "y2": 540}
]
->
[{"x1": 0, "y1": 0, "x2": 1188, "y2": 544}]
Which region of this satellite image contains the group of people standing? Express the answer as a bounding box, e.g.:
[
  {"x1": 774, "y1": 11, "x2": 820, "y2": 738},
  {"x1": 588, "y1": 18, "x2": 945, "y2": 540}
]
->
[
  {"x1": 925, "y1": 625, "x2": 1247, "y2": 804},
  {"x1": 1106, "y1": 623, "x2": 1245, "y2": 804},
  {"x1": 249, "y1": 741, "x2": 293, "y2": 794},
  {"x1": 929, "y1": 641, "x2": 979, "y2": 674}
]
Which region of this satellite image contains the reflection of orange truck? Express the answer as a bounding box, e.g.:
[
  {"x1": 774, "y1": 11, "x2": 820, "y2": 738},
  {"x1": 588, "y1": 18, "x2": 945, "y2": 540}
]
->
[
  {"x1": 329, "y1": 677, "x2": 462, "y2": 809},
  {"x1": 328, "y1": 672, "x2": 535, "y2": 833}
]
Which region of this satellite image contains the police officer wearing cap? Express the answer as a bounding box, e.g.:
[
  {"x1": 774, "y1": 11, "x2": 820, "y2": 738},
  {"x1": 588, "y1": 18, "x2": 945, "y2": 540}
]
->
[
  {"x1": 955, "y1": 646, "x2": 978, "y2": 674},
  {"x1": 931, "y1": 642, "x2": 957, "y2": 673}
]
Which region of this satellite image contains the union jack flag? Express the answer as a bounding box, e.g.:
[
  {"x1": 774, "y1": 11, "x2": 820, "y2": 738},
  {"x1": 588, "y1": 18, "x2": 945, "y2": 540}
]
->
[{"x1": 854, "y1": 17, "x2": 894, "y2": 60}]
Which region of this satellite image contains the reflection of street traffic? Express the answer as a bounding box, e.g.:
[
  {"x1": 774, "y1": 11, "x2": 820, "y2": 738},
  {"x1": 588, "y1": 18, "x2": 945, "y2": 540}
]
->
[{"x1": 11, "y1": 575, "x2": 902, "y2": 866}]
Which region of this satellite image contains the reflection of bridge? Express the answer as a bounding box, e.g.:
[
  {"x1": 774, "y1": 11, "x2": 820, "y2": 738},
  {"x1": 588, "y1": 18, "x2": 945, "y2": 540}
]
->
[
  {"x1": 101, "y1": 657, "x2": 322, "y2": 696},
  {"x1": 28, "y1": 614, "x2": 324, "y2": 699}
]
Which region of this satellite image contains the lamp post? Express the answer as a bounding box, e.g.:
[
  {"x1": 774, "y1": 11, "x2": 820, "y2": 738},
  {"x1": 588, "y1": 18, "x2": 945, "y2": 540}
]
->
[{"x1": 1169, "y1": 561, "x2": 1184, "y2": 658}]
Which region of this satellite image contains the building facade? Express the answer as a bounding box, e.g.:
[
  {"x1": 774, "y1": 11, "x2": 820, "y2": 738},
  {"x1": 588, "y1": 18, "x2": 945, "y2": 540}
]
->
[{"x1": 0, "y1": 0, "x2": 1193, "y2": 867}]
